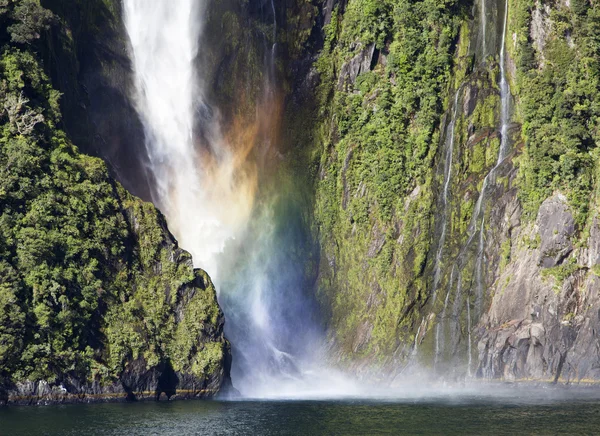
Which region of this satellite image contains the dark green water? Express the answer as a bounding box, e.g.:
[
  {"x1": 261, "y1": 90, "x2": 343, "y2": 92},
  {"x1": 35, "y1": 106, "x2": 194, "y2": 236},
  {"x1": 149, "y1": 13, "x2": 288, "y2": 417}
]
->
[{"x1": 2, "y1": 388, "x2": 600, "y2": 435}]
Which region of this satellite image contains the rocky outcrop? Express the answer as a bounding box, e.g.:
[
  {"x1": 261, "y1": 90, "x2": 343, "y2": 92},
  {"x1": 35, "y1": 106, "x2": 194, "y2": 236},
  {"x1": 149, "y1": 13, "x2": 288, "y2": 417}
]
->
[
  {"x1": 6, "y1": 349, "x2": 232, "y2": 405},
  {"x1": 477, "y1": 194, "x2": 600, "y2": 383},
  {"x1": 337, "y1": 43, "x2": 376, "y2": 90},
  {"x1": 538, "y1": 194, "x2": 575, "y2": 268},
  {"x1": 0, "y1": 186, "x2": 232, "y2": 406},
  {"x1": 530, "y1": 1, "x2": 552, "y2": 65}
]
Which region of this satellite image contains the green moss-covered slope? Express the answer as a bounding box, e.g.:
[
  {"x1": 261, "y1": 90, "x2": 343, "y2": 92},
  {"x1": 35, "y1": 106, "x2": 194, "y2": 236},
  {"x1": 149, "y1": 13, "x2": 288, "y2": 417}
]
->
[
  {"x1": 0, "y1": 0, "x2": 230, "y2": 404},
  {"x1": 285, "y1": 0, "x2": 600, "y2": 380},
  {"x1": 303, "y1": 0, "x2": 468, "y2": 366}
]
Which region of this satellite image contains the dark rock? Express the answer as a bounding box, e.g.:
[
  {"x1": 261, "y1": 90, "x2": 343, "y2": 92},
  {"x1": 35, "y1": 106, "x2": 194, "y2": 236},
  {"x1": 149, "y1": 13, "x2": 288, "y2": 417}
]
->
[
  {"x1": 337, "y1": 44, "x2": 376, "y2": 91},
  {"x1": 538, "y1": 194, "x2": 575, "y2": 268},
  {"x1": 463, "y1": 84, "x2": 479, "y2": 117}
]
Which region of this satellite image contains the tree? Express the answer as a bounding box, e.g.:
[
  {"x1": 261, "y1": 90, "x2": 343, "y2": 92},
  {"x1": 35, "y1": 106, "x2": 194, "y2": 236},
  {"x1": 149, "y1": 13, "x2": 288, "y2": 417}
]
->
[{"x1": 7, "y1": 0, "x2": 54, "y2": 45}]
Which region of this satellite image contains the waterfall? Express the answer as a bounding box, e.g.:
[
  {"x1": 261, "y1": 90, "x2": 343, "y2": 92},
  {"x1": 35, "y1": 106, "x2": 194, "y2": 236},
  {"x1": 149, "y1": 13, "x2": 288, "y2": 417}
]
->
[
  {"x1": 431, "y1": 89, "x2": 461, "y2": 308},
  {"x1": 481, "y1": 0, "x2": 487, "y2": 59},
  {"x1": 270, "y1": 0, "x2": 277, "y2": 51},
  {"x1": 434, "y1": 266, "x2": 455, "y2": 369},
  {"x1": 429, "y1": 86, "x2": 462, "y2": 368},
  {"x1": 123, "y1": 0, "x2": 353, "y2": 398},
  {"x1": 473, "y1": 0, "x2": 511, "y2": 314},
  {"x1": 122, "y1": 0, "x2": 272, "y2": 393},
  {"x1": 412, "y1": 317, "x2": 424, "y2": 355},
  {"x1": 122, "y1": 0, "x2": 244, "y2": 280},
  {"x1": 498, "y1": 0, "x2": 511, "y2": 162},
  {"x1": 433, "y1": 0, "x2": 511, "y2": 374},
  {"x1": 466, "y1": 293, "x2": 472, "y2": 376}
]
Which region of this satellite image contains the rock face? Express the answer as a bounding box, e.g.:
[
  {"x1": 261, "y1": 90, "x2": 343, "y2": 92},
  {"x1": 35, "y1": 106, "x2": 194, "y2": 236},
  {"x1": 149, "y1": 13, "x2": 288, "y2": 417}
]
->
[
  {"x1": 42, "y1": 0, "x2": 152, "y2": 200},
  {"x1": 337, "y1": 43, "x2": 376, "y2": 90},
  {"x1": 1, "y1": 190, "x2": 232, "y2": 405},
  {"x1": 283, "y1": 0, "x2": 600, "y2": 385},
  {"x1": 538, "y1": 194, "x2": 575, "y2": 268},
  {"x1": 477, "y1": 194, "x2": 600, "y2": 382}
]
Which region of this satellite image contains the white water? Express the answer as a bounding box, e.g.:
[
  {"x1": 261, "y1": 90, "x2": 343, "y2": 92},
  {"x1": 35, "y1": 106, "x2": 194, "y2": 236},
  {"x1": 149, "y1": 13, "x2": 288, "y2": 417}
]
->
[
  {"x1": 498, "y1": 0, "x2": 511, "y2": 160},
  {"x1": 473, "y1": 0, "x2": 511, "y2": 312},
  {"x1": 431, "y1": 90, "x2": 461, "y2": 308},
  {"x1": 122, "y1": 0, "x2": 511, "y2": 393},
  {"x1": 123, "y1": 0, "x2": 354, "y2": 398},
  {"x1": 122, "y1": 0, "x2": 251, "y2": 281},
  {"x1": 481, "y1": 0, "x2": 487, "y2": 59}
]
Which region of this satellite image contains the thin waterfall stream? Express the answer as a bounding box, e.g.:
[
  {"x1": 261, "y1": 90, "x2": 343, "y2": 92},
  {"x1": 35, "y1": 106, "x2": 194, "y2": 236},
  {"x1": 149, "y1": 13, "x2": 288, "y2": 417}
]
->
[
  {"x1": 473, "y1": 0, "x2": 511, "y2": 314},
  {"x1": 430, "y1": 88, "x2": 461, "y2": 366},
  {"x1": 431, "y1": 89, "x2": 461, "y2": 306},
  {"x1": 430, "y1": 0, "x2": 512, "y2": 372},
  {"x1": 481, "y1": 0, "x2": 487, "y2": 59}
]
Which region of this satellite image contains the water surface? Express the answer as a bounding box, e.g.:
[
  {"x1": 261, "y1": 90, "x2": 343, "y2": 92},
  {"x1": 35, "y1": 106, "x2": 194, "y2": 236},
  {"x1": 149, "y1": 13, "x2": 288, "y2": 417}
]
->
[{"x1": 2, "y1": 387, "x2": 600, "y2": 435}]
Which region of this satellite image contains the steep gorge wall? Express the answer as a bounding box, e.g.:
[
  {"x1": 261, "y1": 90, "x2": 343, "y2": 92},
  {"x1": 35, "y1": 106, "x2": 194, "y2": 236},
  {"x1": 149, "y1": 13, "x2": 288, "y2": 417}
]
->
[
  {"x1": 3, "y1": 0, "x2": 598, "y2": 397},
  {"x1": 0, "y1": 0, "x2": 231, "y2": 404},
  {"x1": 288, "y1": 0, "x2": 600, "y2": 383}
]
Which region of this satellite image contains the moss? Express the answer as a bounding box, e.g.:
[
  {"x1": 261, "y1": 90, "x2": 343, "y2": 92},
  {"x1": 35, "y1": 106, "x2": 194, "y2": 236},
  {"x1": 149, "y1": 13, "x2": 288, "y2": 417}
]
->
[
  {"x1": 308, "y1": 0, "x2": 468, "y2": 362},
  {"x1": 470, "y1": 93, "x2": 500, "y2": 130},
  {"x1": 499, "y1": 238, "x2": 512, "y2": 272},
  {"x1": 523, "y1": 232, "x2": 541, "y2": 250},
  {"x1": 0, "y1": 3, "x2": 227, "y2": 389},
  {"x1": 541, "y1": 258, "x2": 580, "y2": 292}
]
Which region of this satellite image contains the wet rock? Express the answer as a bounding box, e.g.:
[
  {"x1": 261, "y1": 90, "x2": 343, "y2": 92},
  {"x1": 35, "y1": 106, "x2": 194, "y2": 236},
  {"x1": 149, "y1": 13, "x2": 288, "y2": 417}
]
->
[
  {"x1": 463, "y1": 85, "x2": 479, "y2": 117},
  {"x1": 337, "y1": 44, "x2": 376, "y2": 91},
  {"x1": 584, "y1": 218, "x2": 600, "y2": 267},
  {"x1": 537, "y1": 193, "x2": 575, "y2": 268},
  {"x1": 530, "y1": 1, "x2": 552, "y2": 65}
]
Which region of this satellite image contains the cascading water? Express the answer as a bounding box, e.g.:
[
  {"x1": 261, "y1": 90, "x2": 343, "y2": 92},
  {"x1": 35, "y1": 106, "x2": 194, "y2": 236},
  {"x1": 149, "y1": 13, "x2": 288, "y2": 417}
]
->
[
  {"x1": 122, "y1": 0, "x2": 247, "y2": 279},
  {"x1": 498, "y1": 0, "x2": 511, "y2": 160},
  {"x1": 430, "y1": 0, "x2": 512, "y2": 373},
  {"x1": 458, "y1": 0, "x2": 511, "y2": 259},
  {"x1": 473, "y1": 0, "x2": 511, "y2": 315},
  {"x1": 122, "y1": 0, "x2": 511, "y2": 390},
  {"x1": 481, "y1": 0, "x2": 487, "y2": 59},
  {"x1": 430, "y1": 88, "x2": 461, "y2": 365},
  {"x1": 466, "y1": 293, "x2": 472, "y2": 376},
  {"x1": 123, "y1": 0, "x2": 356, "y2": 398},
  {"x1": 431, "y1": 90, "x2": 461, "y2": 304}
]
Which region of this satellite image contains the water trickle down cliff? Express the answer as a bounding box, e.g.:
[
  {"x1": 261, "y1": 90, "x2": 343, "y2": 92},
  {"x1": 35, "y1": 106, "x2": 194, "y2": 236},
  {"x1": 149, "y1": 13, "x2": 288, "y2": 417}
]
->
[
  {"x1": 474, "y1": 0, "x2": 511, "y2": 317},
  {"x1": 425, "y1": 0, "x2": 513, "y2": 376},
  {"x1": 431, "y1": 89, "x2": 461, "y2": 367}
]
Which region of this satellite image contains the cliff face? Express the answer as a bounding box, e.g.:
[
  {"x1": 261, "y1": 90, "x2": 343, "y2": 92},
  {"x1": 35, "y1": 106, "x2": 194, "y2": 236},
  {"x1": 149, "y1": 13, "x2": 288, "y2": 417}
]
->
[
  {"x1": 282, "y1": 0, "x2": 600, "y2": 382},
  {"x1": 40, "y1": 0, "x2": 151, "y2": 200},
  {"x1": 0, "y1": 0, "x2": 231, "y2": 405},
  {"x1": 2, "y1": 0, "x2": 599, "y2": 401}
]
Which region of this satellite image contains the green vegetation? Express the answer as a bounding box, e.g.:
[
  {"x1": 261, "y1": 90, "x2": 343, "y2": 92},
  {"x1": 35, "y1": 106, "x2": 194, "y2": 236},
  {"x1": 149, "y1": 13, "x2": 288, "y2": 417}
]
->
[
  {"x1": 541, "y1": 258, "x2": 580, "y2": 292},
  {"x1": 303, "y1": 0, "x2": 600, "y2": 366},
  {"x1": 515, "y1": 0, "x2": 600, "y2": 227},
  {"x1": 311, "y1": 0, "x2": 467, "y2": 359},
  {"x1": 0, "y1": 0, "x2": 226, "y2": 390}
]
